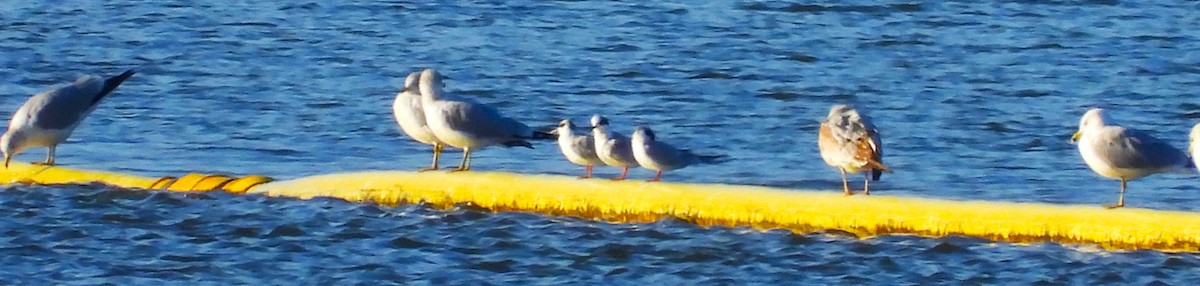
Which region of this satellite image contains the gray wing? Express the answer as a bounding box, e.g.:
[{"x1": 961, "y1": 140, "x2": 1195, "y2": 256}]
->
[
  {"x1": 609, "y1": 131, "x2": 629, "y2": 143},
  {"x1": 1095, "y1": 126, "x2": 1188, "y2": 170},
  {"x1": 440, "y1": 101, "x2": 533, "y2": 139},
  {"x1": 609, "y1": 135, "x2": 640, "y2": 166},
  {"x1": 604, "y1": 136, "x2": 643, "y2": 167},
  {"x1": 573, "y1": 135, "x2": 599, "y2": 159},
  {"x1": 26, "y1": 77, "x2": 105, "y2": 130},
  {"x1": 646, "y1": 141, "x2": 693, "y2": 170}
]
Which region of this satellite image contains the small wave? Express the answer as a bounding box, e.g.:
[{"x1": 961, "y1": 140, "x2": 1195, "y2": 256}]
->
[{"x1": 741, "y1": 3, "x2": 922, "y2": 14}]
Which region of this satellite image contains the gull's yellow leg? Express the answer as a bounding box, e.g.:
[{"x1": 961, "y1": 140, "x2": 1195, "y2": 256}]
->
[
  {"x1": 419, "y1": 143, "x2": 442, "y2": 172},
  {"x1": 1105, "y1": 179, "x2": 1126, "y2": 209},
  {"x1": 450, "y1": 148, "x2": 471, "y2": 172}
]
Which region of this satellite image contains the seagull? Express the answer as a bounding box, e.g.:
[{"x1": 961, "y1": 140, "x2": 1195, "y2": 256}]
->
[
  {"x1": 591, "y1": 115, "x2": 640, "y2": 180},
  {"x1": 817, "y1": 104, "x2": 893, "y2": 196},
  {"x1": 2, "y1": 69, "x2": 136, "y2": 168},
  {"x1": 630, "y1": 126, "x2": 724, "y2": 182},
  {"x1": 418, "y1": 68, "x2": 549, "y2": 172},
  {"x1": 551, "y1": 119, "x2": 603, "y2": 178},
  {"x1": 392, "y1": 71, "x2": 446, "y2": 171},
  {"x1": 1072, "y1": 108, "x2": 1191, "y2": 208},
  {"x1": 1190, "y1": 123, "x2": 1200, "y2": 173}
]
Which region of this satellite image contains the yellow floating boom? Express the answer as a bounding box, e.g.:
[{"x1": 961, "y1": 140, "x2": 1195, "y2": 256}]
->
[
  {"x1": 0, "y1": 162, "x2": 270, "y2": 193},
  {"x1": 3, "y1": 162, "x2": 1200, "y2": 252}
]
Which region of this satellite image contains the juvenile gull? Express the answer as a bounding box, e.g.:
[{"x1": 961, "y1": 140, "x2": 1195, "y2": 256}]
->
[
  {"x1": 591, "y1": 115, "x2": 639, "y2": 180},
  {"x1": 551, "y1": 119, "x2": 603, "y2": 178},
  {"x1": 392, "y1": 71, "x2": 445, "y2": 171},
  {"x1": 630, "y1": 126, "x2": 724, "y2": 182},
  {"x1": 3, "y1": 70, "x2": 136, "y2": 168},
  {"x1": 1072, "y1": 108, "x2": 1190, "y2": 208},
  {"x1": 817, "y1": 104, "x2": 892, "y2": 196},
  {"x1": 418, "y1": 68, "x2": 548, "y2": 171}
]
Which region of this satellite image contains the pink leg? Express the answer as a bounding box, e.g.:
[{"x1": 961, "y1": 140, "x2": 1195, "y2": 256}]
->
[
  {"x1": 612, "y1": 166, "x2": 629, "y2": 181},
  {"x1": 840, "y1": 169, "x2": 851, "y2": 196},
  {"x1": 648, "y1": 171, "x2": 662, "y2": 182},
  {"x1": 580, "y1": 165, "x2": 593, "y2": 179}
]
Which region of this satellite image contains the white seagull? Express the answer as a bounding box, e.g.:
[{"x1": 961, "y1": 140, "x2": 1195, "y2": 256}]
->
[
  {"x1": 392, "y1": 71, "x2": 446, "y2": 171},
  {"x1": 418, "y1": 68, "x2": 549, "y2": 171},
  {"x1": 817, "y1": 104, "x2": 892, "y2": 196},
  {"x1": 3, "y1": 69, "x2": 136, "y2": 168},
  {"x1": 551, "y1": 119, "x2": 603, "y2": 178},
  {"x1": 591, "y1": 115, "x2": 640, "y2": 180},
  {"x1": 630, "y1": 126, "x2": 724, "y2": 182},
  {"x1": 1190, "y1": 122, "x2": 1200, "y2": 174},
  {"x1": 1072, "y1": 108, "x2": 1191, "y2": 208}
]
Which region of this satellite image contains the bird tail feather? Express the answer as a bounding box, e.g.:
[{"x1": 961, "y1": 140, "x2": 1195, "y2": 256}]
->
[
  {"x1": 693, "y1": 152, "x2": 729, "y2": 164},
  {"x1": 1171, "y1": 158, "x2": 1195, "y2": 175}
]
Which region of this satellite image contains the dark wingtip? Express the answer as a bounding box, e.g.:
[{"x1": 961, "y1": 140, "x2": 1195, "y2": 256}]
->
[
  {"x1": 109, "y1": 69, "x2": 136, "y2": 84},
  {"x1": 696, "y1": 153, "x2": 729, "y2": 164},
  {"x1": 504, "y1": 140, "x2": 534, "y2": 149},
  {"x1": 531, "y1": 130, "x2": 555, "y2": 140},
  {"x1": 871, "y1": 169, "x2": 883, "y2": 181},
  {"x1": 92, "y1": 69, "x2": 136, "y2": 105}
]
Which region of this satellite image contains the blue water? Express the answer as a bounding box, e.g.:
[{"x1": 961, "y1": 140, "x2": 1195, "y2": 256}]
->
[{"x1": 2, "y1": 0, "x2": 1200, "y2": 284}]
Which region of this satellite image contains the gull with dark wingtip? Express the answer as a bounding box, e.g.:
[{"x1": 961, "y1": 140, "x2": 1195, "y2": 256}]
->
[
  {"x1": 3, "y1": 69, "x2": 136, "y2": 168},
  {"x1": 630, "y1": 126, "x2": 724, "y2": 182},
  {"x1": 1072, "y1": 108, "x2": 1190, "y2": 209},
  {"x1": 817, "y1": 104, "x2": 892, "y2": 196},
  {"x1": 418, "y1": 68, "x2": 550, "y2": 172}
]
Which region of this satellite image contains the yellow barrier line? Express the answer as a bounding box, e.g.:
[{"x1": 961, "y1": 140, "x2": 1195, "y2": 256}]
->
[
  {"x1": 251, "y1": 171, "x2": 1200, "y2": 252},
  {"x1": 0, "y1": 162, "x2": 163, "y2": 188},
  {"x1": 0, "y1": 162, "x2": 270, "y2": 193},
  {"x1": 4, "y1": 162, "x2": 1199, "y2": 252}
]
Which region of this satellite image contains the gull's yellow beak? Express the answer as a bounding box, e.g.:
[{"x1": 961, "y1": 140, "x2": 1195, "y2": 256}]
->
[{"x1": 1070, "y1": 131, "x2": 1082, "y2": 143}]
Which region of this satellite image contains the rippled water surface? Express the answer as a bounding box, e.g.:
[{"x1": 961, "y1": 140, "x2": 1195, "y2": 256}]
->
[{"x1": 2, "y1": 0, "x2": 1200, "y2": 284}]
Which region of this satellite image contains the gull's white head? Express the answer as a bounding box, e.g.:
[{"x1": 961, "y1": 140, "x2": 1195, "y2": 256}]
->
[
  {"x1": 402, "y1": 71, "x2": 421, "y2": 93},
  {"x1": 633, "y1": 126, "x2": 655, "y2": 142},
  {"x1": 1078, "y1": 108, "x2": 1110, "y2": 129},
  {"x1": 418, "y1": 69, "x2": 445, "y2": 100},
  {"x1": 1072, "y1": 108, "x2": 1111, "y2": 143},
  {"x1": 552, "y1": 119, "x2": 575, "y2": 136},
  {"x1": 1, "y1": 129, "x2": 28, "y2": 168},
  {"x1": 590, "y1": 115, "x2": 608, "y2": 129}
]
